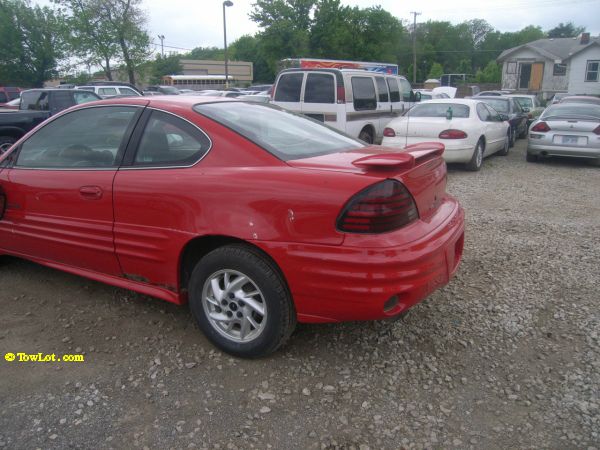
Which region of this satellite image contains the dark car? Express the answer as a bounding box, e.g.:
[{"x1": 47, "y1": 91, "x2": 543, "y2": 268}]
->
[{"x1": 475, "y1": 96, "x2": 529, "y2": 146}]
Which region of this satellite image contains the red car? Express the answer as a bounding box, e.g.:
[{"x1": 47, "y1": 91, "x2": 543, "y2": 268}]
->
[{"x1": 0, "y1": 97, "x2": 464, "y2": 357}]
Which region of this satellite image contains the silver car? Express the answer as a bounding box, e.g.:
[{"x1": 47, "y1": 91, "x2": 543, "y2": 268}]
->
[{"x1": 527, "y1": 103, "x2": 600, "y2": 165}]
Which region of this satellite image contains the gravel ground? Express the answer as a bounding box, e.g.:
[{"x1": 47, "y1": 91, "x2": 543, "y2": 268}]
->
[{"x1": 1, "y1": 139, "x2": 599, "y2": 450}]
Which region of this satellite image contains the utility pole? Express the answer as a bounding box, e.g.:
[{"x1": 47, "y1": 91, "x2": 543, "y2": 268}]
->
[
  {"x1": 410, "y1": 12, "x2": 421, "y2": 84},
  {"x1": 157, "y1": 34, "x2": 165, "y2": 57},
  {"x1": 223, "y1": 1, "x2": 234, "y2": 89}
]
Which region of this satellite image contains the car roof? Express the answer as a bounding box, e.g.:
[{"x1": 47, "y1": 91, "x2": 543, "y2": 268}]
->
[
  {"x1": 560, "y1": 95, "x2": 600, "y2": 101},
  {"x1": 411, "y1": 98, "x2": 482, "y2": 105},
  {"x1": 82, "y1": 95, "x2": 237, "y2": 109},
  {"x1": 476, "y1": 96, "x2": 510, "y2": 101}
]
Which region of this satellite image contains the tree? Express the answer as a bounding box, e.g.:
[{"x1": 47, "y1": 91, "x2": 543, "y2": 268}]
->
[
  {"x1": 229, "y1": 35, "x2": 271, "y2": 83},
  {"x1": 0, "y1": 0, "x2": 68, "y2": 87},
  {"x1": 149, "y1": 54, "x2": 182, "y2": 84},
  {"x1": 547, "y1": 22, "x2": 585, "y2": 38},
  {"x1": 188, "y1": 46, "x2": 225, "y2": 60},
  {"x1": 475, "y1": 61, "x2": 501, "y2": 83},
  {"x1": 427, "y1": 63, "x2": 443, "y2": 79}
]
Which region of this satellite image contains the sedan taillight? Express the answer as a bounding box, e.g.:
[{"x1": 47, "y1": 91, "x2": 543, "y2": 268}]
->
[
  {"x1": 439, "y1": 129, "x2": 467, "y2": 139},
  {"x1": 383, "y1": 127, "x2": 396, "y2": 137},
  {"x1": 531, "y1": 122, "x2": 551, "y2": 132},
  {"x1": 593, "y1": 125, "x2": 600, "y2": 135},
  {"x1": 336, "y1": 180, "x2": 419, "y2": 234}
]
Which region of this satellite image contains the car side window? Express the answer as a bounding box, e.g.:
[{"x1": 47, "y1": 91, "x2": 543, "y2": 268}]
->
[
  {"x1": 304, "y1": 73, "x2": 335, "y2": 104},
  {"x1": 133, "y1": 110, "x2": 211, "y2": 167},
  {"x1": 73, "y1": 91, "x2": 99, "y2": 104},
  {"x1": 375, "y1": 77, "x2": 389, "y2": 103},
  {"x1": 386, "y1": 78, "x2": 400, "y2": 102},
  {"x1": 99, "y1": 87, "x2": 118, "y2": 96},
  {"x1": 0, "y1": 92, "x2": 7, "y2": 103},
  {"x1": 274, "y1": 73, "x2": 304, "y2": 102},
  {"x1": 351, "y1": 77, "x2": 376, "y2": 111},
  {"x1": 483, "y1": 104, "x2": 500, "y2": 121},
  {"x1": 399, "y1": 78, "x2": 413, "y2": 102},
  {"x1": 119, "y1": 87, "x2": 138, "y2": 96},
  {"x1": 16, "y1": 106, "x2": 138, "y2": 169},
  {"x1": 476, "y1": 103, "x2": 491, "y2": 121}
]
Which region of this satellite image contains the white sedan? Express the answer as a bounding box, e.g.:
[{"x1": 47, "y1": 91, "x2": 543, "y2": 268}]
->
[{"x1": 382, "y1": 99, "x2": 510, "y2": 171}]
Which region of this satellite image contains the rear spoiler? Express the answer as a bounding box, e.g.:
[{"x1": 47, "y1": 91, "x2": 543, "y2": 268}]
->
[{"x1": 352, "y1": 142, "x2": 445, "y2": 170}]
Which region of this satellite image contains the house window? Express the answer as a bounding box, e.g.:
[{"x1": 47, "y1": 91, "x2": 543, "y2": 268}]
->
[
  {"x1": 553, "y1": 64, "x2": 567, "y2": 76},
  {"x1": 506, "y1": 62, "x2": 517, "y2": 74},
  {"x1": 586, "y1": 61, "x2": 599, "y2": 81}
]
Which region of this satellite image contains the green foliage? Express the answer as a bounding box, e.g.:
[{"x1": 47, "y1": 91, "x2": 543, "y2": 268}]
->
[
  {"x1": 547, "y1": 22, "x2": 585, "y2": 38},
  {"x1": 427, "y1": 63, "x2": 444, "y2": 80},
  {"x1": 0, "y1": 0, "x2": 68, "y2": 87},
  {"x1": 149, "y1": 54, "x2": 183, "y2": 84},
  {"x1": 188, "y1": 47, "x2": 225, "y2": 60},
  {"x1": 475, "y1": 61, "x2": 501, "y2": 83}
]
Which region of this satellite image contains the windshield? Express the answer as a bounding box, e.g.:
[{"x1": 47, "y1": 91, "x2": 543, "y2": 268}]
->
[
  {"x1": 541, "y1": 104, "x2": 600, "y2": 120},
  {"x1": 407, "y1": 103, "x2": 470, "y2": 118},
  {"x1": 480, "y1": 98, "x2": 509, "y2": 113},
  {"x1": 514, "y1": 97, "x2": 533, "y2": 108},
  {"x1": 194, "y1": 102, "x2": 365, "y2": 161}
]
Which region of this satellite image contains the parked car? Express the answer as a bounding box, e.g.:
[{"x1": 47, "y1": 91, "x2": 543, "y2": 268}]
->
[
  {"x1": 144, "y1": 85, "x2": 180, "y2": 95},
  {"x1": 239, "y1": 94, "x2": 270, "y2": 103},
  {"x1": 382, "y1": 99, "x2": 510, "y2": 171},
  {"x1": 0, "y1": 87, "x2": 22, "y2": 106},
  {"x1": 0, "y1": 98, "x2": 20, "y2": 110},
  {"x1": 475, "y1": 96, "x2": 528, "y2": 146},
  {"x1": 472, "y1": 90, "x2": 508, "y2": 97},
  {"x1": 272, "y1": 68, "x2": 419, "y2": 144},
  {"x1": 0, "y1": 96, "x2": 465, "y2": 357},
  {"x1": 77, "y1": 85, "x2": 142, "y2": 99},
  {"x1": 415, "y1": 89, "x2": 450, "y2": 101},
  {"x1": 0, "y1": 89, "x2": 100, "y2": 154},
  {"x1": 506, "y1": 94, "x2": 545, "y2": 126},
  {"x1": 527, "y1": 103, "x2": 600, "y2": 165},
  {"x1": 558, "y1": 95, "x2": 600, "y2": 105}
]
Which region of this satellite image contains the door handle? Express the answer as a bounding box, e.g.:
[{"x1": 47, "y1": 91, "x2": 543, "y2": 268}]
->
[{"x1": 79, "y1": 186, "x2": 103, "y2": 199}]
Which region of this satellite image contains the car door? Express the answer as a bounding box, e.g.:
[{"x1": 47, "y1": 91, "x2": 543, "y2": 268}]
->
[
  {"x1": 112, "y1": 108, "x2": 212, "y2": 291},
  {"x1": 386, "y1": 77, "x2": 403, "y2": 116},
  {"x1": 301, "y1": 72, "x2": 338, "y2": 127},
  {"x1": 0, "y1": 105, "x2": 142, "y2": 274},
  {"x1": 481, "y1": 103, "x2": 506, "y2": 151}
]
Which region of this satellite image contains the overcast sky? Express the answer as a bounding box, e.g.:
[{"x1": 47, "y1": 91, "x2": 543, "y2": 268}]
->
[
  {"x1": 142, "y1": 0, "x2": 600, "y2": 54},
  {"x1": 34, "y1": 0, "x2": 600, "y2": 55}
]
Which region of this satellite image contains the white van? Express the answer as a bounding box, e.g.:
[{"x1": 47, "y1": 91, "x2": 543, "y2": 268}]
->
[
  {"x1": 271, "y1": 68, "x2": 417, "y2": 144},
  {"x1": 76, "y1": 85, "x2": 142, "y2": 99}
]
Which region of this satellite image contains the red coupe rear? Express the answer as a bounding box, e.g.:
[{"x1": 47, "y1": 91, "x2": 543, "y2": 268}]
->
[{"x1": 0, "y1": 96, "x2": 464, "y2": 357}]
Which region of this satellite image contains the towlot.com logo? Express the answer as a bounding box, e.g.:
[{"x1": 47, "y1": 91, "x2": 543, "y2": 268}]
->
[{"x1": 4, "y1": 352, "x2": 85, "y2": 363}]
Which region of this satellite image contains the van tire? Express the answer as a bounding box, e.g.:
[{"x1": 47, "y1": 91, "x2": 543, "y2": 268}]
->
[
  {"x1": 0, "y1": 136, "x2": 17, "y2": 155},
  {"x1": 359, "y1": 128, "x2": 374, "y2": 145}
]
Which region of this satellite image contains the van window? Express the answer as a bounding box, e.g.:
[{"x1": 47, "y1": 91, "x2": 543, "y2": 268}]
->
[
  {"x1": 375, "y1": 78, "x2": 389, "y2": 102},
  {"x1": 399, "y1": 78, "x2": 412, "y2": 102},
  {"x1": 386, "y1": 78, "x2": 400, "y2": 102},
  {"x1": 304, "y1": 73, "x2": 335, "y2": 104},
  {"x1": 274, "y1": 73, "x2": 304, "y2": 102},
  {"x1": 98, "y1": 87, "x2": 118, "y2": 96},
  {"x1": 351, "y1": 77, "x2": 376, "y2": 111}
]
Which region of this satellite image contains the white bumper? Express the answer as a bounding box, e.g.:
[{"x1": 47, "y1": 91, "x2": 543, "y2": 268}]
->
[{"x1": 381, "y1": 136, "x2": 474, "y2": 164}]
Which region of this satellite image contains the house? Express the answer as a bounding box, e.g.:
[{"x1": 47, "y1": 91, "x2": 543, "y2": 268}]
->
[{"x1": 497, "y1": 33, "x2": 600, "y2": 99}]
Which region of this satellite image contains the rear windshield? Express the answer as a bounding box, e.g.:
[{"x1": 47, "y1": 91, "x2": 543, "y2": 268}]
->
[
  {"x1": 480, "y1": 98, "x2": 509, "y2": 113},
  {"x1": 407, "y1": 103, "x2": 470, "y2": 118},
  {"x1": 542, "y1": 104, "x2": 600, "y2": 120},
  {"x1": 194, "y1": 102, "x2": 364, "y2": 161}
]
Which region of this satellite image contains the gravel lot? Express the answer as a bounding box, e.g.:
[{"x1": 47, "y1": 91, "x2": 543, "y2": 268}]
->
[{"x1": 1, "y1": 139, "x2": 599, "y2": 450}]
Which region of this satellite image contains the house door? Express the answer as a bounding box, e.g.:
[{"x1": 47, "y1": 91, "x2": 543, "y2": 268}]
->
[
  {"x1": 530, "y1": 63, "x2": 544, "y2": 90},
  {"x1": 519, "y1": 64, "x2": 531, "y2": 89}
]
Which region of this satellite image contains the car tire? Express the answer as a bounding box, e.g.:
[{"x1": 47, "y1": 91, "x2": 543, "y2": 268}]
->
[
  {"x1": 526, "y1": 152, "x2": 538, "y2": 163},
  {"x1": 359, "y1": 128, "x2": 374, "y2": 145},
  {"x1": 188, "y1": 244, "x2": 296, "y2": 358},
  {"x1": 0, "y1": 136, "x2": 17, "y2": 155},
  {"x1": 465, "y1": 139, "x2": 484, "y2": 171},
  {"x1": 497, "y1": 132, "x2": 510, "y2": 156},
  {"x1": 589, "y1": 158, "x2": 600, "y2": 167},
  {"x1": 508, "y1": 127, "x2": 516, "y2": 147}
]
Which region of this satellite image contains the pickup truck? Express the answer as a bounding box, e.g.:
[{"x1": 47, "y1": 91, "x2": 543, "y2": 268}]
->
[{"x1": 0, "y1": 89, "x2": 100, "y2": 153}]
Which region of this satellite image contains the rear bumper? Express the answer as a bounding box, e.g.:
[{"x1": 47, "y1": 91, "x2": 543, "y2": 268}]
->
[
  {"x1": 527, "y1": 141, "x2": 600, "y2": 159},
  {"x1": 257, "y1": 198, "x2": 465, "y2": 323},
  {"x1": 381, "y1": 136, "x2": 474, "y2": 164}
]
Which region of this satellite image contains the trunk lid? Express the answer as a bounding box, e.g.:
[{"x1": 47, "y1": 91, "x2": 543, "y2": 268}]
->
[
  {"x1": 391, "y1": 117, "x2": 471, "y2": 139},
  {"x1": 287, "y1": 143, "x2": 448, "y2": 220},
  {"x1": 545, "y1": 118, "x2": 599, "y2": 133}
]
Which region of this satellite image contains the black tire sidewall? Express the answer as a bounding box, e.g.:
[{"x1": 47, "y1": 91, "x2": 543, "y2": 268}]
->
[
  {"x1": 188, "y1": 245, "x2": 293, "y2": 358},
  {"x1": 0, "y1": 136, "x2": 17, "y2": 154}
]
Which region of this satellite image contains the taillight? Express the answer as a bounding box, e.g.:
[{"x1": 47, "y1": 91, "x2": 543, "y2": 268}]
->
[
  {"x1": 336, "y1": 86, "x2": 346, "y2": 104},
  {"x1": 439, "y1": 129, "x2": 467, "y2": 139},
  {"x1": 383, "y1": 127, "x2": 396, "y2": 137},
  {"x1": 593, "y1": 125, "x2": 600, "y2": 135},
  {"x1": 336, "y1": 180, "x2": 419, "y2": 233},
  {"x1": 531, "y1": 122, "x2": 550, "y2": 132}
]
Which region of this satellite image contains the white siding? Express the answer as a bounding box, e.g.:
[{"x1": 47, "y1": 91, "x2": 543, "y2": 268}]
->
[{"x1": 568, "y1": 46, "x2": 600, "y2": 94}]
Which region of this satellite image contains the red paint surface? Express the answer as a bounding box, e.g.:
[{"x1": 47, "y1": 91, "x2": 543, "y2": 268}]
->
[{"x1": 0, "y1": 96, "x2": 465, "y2": 322}]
